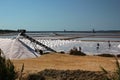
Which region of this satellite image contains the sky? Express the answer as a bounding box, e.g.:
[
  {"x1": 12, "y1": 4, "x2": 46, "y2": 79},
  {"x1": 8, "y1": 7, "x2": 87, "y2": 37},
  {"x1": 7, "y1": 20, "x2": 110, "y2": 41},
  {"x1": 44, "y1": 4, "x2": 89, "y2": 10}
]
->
[{"x1": 0, "y1": 0, "x2": 120, "y2": 31}]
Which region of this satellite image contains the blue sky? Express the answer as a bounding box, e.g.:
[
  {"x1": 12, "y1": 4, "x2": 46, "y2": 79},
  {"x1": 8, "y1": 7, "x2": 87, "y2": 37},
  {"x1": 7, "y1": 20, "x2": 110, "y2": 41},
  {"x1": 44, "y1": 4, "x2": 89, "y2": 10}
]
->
[{"x1": 0, "y1": 0, "x2": 120, "y2": 31}]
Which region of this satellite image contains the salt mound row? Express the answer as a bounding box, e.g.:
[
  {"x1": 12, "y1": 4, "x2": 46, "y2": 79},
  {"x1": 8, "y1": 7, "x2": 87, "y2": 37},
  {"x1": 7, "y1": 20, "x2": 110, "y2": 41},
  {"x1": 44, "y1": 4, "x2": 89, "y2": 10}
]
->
[
  {"x1": 0, "y1": 38, "x2": 39, "y2": 59},
  {"x1": 0, "y1": 38, "x2": 120, "y2": 59},
  {"x1": 21, "y1": 39, "x2": 82, "y2": 52},
  {"x1": 21, "y1": 39, "x2": 120, "y2": 55}
]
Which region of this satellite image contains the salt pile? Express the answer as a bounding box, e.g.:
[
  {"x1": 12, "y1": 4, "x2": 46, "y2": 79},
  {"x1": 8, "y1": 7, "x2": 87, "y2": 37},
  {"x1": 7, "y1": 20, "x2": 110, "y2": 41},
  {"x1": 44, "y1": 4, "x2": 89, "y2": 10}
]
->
[
  {"x1": 0, "y1": 37, "x2": 120, "y2": 59},
  {"x1": 21, "y1": 39, "x2": 120, "y2": 55},
  {"x1": 0, "y1": 38, "x2": 39, "y2": 59},
  {"x1": 118, "y1": 44, "x2": 120, "y2": 48}
]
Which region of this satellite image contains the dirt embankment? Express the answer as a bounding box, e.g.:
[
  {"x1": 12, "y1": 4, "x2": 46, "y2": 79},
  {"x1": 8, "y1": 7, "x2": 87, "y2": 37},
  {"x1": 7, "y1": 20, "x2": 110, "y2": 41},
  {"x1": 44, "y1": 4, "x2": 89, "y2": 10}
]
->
[
  {"x1": 12, "y1": 53, "x2": 116, "y2": 74},
  {"x1": 12, "y1": 53, "x2": 119, "y2": 80}
]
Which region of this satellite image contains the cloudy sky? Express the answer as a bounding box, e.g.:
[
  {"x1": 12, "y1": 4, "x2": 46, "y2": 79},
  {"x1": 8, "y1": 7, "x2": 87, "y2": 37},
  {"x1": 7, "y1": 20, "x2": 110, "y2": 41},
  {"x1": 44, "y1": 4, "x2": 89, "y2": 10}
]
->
[{"x1": 0, "y1": 0, "x2": 120, "y2": 31}]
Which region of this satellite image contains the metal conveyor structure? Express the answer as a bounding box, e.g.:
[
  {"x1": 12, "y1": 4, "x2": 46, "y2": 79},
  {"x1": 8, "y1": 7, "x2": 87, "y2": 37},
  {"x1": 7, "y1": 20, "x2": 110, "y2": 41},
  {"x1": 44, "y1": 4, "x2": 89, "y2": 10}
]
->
[{"x1": 19, "y1": 30, "x2": 57, "y2": 53}]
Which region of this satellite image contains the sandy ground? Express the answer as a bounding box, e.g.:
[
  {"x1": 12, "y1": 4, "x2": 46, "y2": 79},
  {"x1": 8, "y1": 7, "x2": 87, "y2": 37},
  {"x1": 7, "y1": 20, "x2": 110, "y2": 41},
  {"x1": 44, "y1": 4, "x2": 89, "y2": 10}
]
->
[{"x1": 12, "y1": 53, "x2": 117, "y2": 74}]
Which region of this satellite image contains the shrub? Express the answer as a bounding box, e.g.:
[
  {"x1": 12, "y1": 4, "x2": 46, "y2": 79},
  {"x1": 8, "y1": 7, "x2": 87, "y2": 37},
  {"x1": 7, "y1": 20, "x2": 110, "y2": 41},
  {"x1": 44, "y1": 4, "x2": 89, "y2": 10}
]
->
[
  {"x1": 59, "y1": 51, "x2": 65, "y2": 54},
  {"x1": 117, "y1": 54, "x2": 120, "y2": 57},
  {"x1": 27, "y1": 74, "x2": 45, "y2": 80},
  {"x1": 69, "y1": 47, "x2": 86, "y2": 56},
  {"x1": 0, "y1": 49, "x2": 17, "y2": 80},
  {"x1": 26, "y1": 69, "x2": 106, "y2": 80},
  {"x1": 97, "y1": 54, "x2": 114, "y2": 57}
]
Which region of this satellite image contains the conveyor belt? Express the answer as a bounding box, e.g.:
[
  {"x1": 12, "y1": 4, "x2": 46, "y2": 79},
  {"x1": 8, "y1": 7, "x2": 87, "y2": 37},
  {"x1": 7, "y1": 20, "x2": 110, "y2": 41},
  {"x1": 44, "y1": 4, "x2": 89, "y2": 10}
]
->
[{"x1": 20, "y1": 31, "x2": 56, "y2": 52}]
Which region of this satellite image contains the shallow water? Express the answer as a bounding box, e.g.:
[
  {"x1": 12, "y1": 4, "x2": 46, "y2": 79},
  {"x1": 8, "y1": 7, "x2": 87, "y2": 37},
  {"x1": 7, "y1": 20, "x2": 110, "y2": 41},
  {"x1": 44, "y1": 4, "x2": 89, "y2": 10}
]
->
[{"x1": 76, "y1": 37, "x2": 120, "y2": 41}]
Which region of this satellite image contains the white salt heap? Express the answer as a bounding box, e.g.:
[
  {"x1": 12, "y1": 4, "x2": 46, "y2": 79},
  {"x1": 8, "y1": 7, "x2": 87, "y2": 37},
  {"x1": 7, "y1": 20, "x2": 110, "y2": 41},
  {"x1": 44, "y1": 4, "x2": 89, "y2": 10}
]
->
[
  {"x1": 0, "y1": 38, "x2": 120, "y2": 59},
  {"x1": 21, "y1": 39, "x2": 120, "y2": 55},
  {"x1": 118, "y1": 44, "x2": 120, "y2": 48},
  {"x1": 0, "y1": 38, "x2": 39, "y2": 59}
]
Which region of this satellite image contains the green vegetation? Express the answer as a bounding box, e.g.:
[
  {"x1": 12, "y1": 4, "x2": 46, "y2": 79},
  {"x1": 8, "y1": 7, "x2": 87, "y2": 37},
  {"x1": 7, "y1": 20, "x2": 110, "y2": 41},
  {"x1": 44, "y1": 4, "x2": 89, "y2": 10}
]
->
[{"x1": 0, "y1": 49, "x2": 17, "y2": 80}]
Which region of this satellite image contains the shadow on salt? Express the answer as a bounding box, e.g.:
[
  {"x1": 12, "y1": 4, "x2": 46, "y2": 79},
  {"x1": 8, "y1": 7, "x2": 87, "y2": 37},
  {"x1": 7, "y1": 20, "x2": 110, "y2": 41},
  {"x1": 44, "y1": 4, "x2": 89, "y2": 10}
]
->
[{"x1": 0, "y1": 38, "x2": 40, "y2": 59}]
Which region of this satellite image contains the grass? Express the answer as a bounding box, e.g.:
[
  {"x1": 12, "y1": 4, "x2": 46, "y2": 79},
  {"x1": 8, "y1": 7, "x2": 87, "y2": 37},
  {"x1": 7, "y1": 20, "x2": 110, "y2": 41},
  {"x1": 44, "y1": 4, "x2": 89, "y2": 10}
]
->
[
  {"x1": 0, "y1": 49, "x2": 17, "y2": 80},
  {"x1": 24, "y1": 69, "x2": 106, "y2": 80},
  {"x1": 0, "y1": 49, "x2": 26, "y2": 80},
  {"x1": 101, "y1": 57, "x2": 120, "y2": 80}
]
